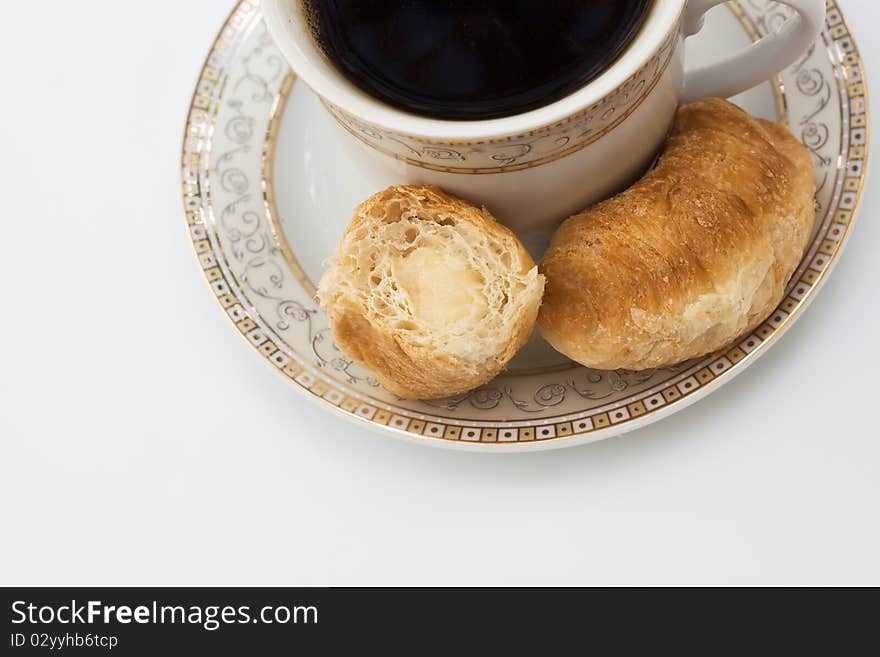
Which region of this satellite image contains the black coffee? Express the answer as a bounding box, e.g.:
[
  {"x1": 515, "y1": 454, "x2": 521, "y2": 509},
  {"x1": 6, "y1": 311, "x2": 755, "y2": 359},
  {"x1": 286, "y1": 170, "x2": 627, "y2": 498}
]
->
[{"x1": 302, "y1": 0, "x2": 652, "y2": 120}]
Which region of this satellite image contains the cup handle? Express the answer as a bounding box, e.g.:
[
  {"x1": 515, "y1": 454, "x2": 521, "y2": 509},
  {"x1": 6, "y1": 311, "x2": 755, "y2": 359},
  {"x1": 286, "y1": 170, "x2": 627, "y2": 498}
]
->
[{"x1": 681, "y1": 0, "x2": 825, "y2": 103}]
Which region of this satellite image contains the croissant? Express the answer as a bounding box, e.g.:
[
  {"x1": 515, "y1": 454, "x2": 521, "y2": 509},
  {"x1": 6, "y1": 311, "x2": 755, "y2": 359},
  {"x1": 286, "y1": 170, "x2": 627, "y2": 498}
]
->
[
  {"x1": 317, "y1": 185, "x2": 545, "y2": 399},
  {"x1": 538, "y1": 98, "x2": 815, "y2": 370}
]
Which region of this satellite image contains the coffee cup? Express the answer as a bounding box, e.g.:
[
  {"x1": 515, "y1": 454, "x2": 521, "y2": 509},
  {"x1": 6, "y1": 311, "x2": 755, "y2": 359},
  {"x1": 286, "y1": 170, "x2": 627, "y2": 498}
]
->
[{"x1": 263, "y1": 0, "x2": 825, "y2": 245}]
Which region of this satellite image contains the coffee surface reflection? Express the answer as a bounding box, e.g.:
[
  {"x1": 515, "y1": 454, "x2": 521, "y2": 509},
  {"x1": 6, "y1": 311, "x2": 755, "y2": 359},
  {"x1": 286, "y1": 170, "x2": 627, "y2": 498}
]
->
[{"x1": 302, "y1": 0, "x2": 653, "y2": 120}]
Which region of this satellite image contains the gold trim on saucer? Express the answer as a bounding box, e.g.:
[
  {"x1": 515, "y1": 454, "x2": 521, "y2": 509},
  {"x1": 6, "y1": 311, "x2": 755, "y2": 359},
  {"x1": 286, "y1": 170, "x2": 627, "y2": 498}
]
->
[{"x1": 263, "y1": 72, "x2": 317, "y2": 298}]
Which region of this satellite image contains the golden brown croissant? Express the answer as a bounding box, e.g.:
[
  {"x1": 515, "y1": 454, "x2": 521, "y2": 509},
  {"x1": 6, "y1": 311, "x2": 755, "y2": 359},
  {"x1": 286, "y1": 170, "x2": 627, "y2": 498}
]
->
[
  {"x1": 538, "y1": 98, "x2": 815, "y2": 370},
  {"x1": 317, "y1": 185, "x2": 544, "y2": 399}
]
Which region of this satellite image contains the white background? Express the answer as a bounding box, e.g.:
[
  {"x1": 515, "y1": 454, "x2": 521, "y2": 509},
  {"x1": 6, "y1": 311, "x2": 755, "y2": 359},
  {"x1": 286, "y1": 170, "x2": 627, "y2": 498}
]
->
[{"x1": 1, "y1": 0, "x2": 878, "y2": 586}]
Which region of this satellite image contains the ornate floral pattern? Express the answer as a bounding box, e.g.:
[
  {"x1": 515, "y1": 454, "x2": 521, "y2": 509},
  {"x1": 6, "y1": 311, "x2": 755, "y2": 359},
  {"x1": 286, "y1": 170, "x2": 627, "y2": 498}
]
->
[{"x1": 323, "y1": 29, "x2": 679, "y2": 174}]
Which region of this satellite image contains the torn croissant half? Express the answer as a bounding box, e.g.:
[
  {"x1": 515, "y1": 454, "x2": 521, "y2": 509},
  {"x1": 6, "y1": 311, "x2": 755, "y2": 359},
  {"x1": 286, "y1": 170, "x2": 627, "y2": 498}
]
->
[{"x1": 317, "y1": 185, "x2": 545, "y2": 400}]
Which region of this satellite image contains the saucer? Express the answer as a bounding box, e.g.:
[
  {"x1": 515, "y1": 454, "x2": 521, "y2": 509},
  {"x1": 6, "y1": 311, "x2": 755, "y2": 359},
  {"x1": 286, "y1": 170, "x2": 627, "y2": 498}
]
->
[{"x1": 181, "y1": 0, "x2": 868, "y2": 451}]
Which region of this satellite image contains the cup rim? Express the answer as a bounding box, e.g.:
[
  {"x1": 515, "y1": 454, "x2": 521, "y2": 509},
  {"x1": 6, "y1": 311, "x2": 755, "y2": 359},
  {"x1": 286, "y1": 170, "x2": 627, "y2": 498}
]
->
[{"x1": 261, "y1": 0, "x2": 685, "y2": 141}]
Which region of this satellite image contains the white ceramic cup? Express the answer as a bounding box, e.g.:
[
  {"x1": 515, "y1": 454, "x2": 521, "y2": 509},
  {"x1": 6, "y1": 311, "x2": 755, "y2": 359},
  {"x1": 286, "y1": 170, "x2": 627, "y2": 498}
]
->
[{"x1": 263, "y1": 0, "x2": 825, "y2": 245}]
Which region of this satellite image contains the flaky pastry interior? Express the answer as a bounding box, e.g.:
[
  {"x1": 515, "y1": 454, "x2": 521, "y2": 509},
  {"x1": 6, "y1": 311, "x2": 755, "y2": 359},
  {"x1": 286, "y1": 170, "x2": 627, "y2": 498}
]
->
[{"x1": 318, "y1": 185, "x2": 544, "y2": 399}]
